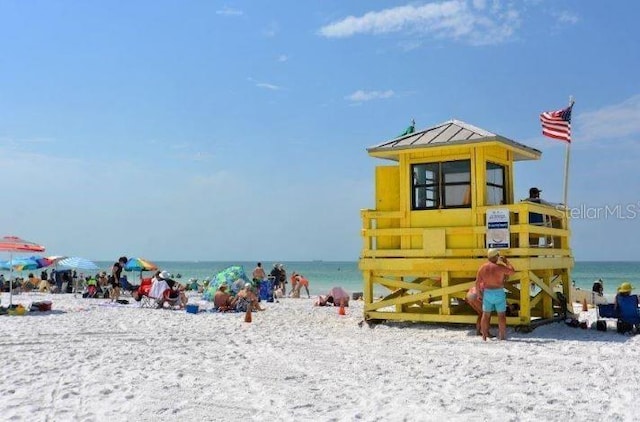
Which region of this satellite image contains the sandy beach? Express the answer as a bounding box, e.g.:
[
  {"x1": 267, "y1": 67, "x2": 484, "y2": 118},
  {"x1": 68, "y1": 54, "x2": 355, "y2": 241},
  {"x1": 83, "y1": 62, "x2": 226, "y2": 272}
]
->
[{"x1": 1, "y1": 291, "x2": 639, "y2": 421}]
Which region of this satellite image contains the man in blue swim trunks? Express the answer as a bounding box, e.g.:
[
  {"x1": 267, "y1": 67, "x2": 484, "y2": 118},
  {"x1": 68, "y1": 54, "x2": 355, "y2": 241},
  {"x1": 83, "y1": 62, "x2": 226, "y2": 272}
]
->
[{"x1": 476, "y1": 248, "x2": 515, "y2": 341}]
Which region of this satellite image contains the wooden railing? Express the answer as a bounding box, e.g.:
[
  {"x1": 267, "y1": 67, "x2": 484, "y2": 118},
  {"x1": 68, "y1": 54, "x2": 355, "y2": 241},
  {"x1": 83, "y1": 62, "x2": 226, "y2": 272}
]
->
[{"x1": 361, "y1": 202, "x2": 571, "y2": 259}]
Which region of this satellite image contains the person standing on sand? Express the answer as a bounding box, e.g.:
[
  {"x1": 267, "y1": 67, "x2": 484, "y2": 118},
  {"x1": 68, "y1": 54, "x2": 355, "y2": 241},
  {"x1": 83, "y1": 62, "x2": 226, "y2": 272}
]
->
[
  {"x1": 476, "y1": 248, "x2": 515, "y2": 341},
  {"x1": 252, "y1": 262, "x2": 266, "y2": 289},
  {"x1": 110, "y1": 256, "x2": 127, "y2": 302}
]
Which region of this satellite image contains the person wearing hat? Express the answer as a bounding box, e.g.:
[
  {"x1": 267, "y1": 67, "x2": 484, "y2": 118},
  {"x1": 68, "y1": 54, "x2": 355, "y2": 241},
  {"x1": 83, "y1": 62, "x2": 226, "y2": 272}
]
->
[
  {"x1": 476, "y1": 248, "x2": 516, "y2": 341},
  {"x1": 270, "y1": 263, "x2": 287, "y2": 296},
  {"x1": 614, "y1": 281, "x2": 635, "y2": 310},
  {"x1": 613, "y1": 282, "x2": 640, "y2": 333}
]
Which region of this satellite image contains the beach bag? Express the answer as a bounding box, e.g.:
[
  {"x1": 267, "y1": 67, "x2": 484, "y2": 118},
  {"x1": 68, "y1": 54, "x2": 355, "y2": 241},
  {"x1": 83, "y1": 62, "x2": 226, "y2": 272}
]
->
[{"x1": 259, "y1": 279, "x2": 274, "y2": 301}]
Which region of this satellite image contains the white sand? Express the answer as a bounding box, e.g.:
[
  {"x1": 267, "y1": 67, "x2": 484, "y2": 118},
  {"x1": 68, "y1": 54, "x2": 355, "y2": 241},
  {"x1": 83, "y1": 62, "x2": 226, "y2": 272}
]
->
[{"x1": 1, "y1": 292, "x2": 639, "y2": 421}]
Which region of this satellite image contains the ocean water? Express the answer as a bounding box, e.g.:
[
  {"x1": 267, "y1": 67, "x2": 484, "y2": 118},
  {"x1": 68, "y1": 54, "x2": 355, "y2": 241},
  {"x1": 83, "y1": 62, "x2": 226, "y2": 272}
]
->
[{"x1": 5, "y1": 261, "x2": 640, "y2": 297}]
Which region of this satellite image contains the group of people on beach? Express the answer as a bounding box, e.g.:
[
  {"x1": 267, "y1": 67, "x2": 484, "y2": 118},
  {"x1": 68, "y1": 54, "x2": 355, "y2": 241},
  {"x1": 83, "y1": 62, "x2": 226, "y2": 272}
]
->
[
  {"x1": 130, "y1": 269, "x2": 189, "y2": 308},
  {"x1": 204, "y1": 261, "x2": 350, "y2": 312}
]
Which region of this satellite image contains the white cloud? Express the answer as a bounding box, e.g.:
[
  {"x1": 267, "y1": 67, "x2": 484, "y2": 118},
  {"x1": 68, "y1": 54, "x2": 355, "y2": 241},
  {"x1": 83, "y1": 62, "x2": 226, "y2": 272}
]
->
[
  {"x1": 247, "y1": 77, "x2": 282, "y2": 91},
  {"x1": 552, "y1": 10, "x2": 579, "y2": 25},
  {"x1": 318, "y1": 0, "x2": 521, "y2": 46},
  {"x1": 576, "y1": 94, "x2": 640, "y2": 143},
  {"x1": 216, "y1": 7, "x2": 243, "y2": 16},
  {"x1": 345, "y1": 90, "x2": 395, "y2": 102}
]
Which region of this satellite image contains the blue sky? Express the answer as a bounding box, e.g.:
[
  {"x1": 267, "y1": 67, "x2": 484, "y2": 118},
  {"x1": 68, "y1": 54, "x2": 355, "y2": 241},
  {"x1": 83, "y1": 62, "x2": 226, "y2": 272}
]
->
[{"x1": 0, "y1": 0, "x2": 638, "y2": 261}]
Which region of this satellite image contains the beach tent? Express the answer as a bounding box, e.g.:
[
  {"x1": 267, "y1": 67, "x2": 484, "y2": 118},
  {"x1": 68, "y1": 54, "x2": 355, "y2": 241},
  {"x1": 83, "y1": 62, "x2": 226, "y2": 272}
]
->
[{"x1": 202, "y1": 265, "x2": 250, "y2": 301}]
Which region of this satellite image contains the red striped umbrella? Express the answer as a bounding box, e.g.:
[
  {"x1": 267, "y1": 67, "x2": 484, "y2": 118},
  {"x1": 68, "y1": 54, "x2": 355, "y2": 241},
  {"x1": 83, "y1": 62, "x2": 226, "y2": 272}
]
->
[{"x1": 0, "y1": 235, "x2": 45, "y2": 306}]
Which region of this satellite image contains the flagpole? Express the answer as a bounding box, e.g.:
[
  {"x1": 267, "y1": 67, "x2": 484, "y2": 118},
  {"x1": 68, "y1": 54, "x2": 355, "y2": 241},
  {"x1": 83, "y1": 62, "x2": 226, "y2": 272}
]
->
[{"x1": 562, "y1": 96, "x2": 575, "y2": 209}]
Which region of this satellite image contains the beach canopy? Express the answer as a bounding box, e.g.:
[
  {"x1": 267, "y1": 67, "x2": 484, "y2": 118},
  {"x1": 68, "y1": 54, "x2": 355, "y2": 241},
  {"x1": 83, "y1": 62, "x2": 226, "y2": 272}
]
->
[{"x1": 202, "y1": 265, "x2": 250, "y2": 301}]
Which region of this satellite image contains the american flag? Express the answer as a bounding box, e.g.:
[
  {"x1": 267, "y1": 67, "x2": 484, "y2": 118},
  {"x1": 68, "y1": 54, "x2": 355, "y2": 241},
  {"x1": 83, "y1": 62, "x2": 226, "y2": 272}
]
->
[{"x1": 540, "y1": 103, "x2": 573, "y2": 143}]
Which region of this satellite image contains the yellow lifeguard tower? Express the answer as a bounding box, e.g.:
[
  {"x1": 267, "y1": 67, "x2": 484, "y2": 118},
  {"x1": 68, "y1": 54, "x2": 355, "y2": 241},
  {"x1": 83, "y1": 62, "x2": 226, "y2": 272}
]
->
[{"x1": 359, "y1": 120, "x2": 573, "y2": 330}]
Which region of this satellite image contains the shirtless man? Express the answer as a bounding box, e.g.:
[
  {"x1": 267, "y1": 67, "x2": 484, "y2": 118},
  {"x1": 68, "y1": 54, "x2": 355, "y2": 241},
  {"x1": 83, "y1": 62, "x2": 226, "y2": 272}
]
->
[
  {"x1": 252, "y1": 262, "x2": 266, "y2": 282},
  {"x1": 213, "y1": 283, "x2": 237, "y2": 311},
  {"x1": 476, "y1": 248, "x2": 515, "y2": 341}
]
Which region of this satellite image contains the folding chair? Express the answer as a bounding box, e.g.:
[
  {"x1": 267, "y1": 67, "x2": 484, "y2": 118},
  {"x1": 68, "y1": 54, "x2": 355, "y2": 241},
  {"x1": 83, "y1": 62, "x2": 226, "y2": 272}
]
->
[
  {"x1": 136, "y1": 278, "x2": 154, "y2": 308},
  {"x1": 119, "y1": 276, "x2": 138, "y2": 297},
  {"x1": 596, "y1": 296, "x2": 640, "y2": 333}
]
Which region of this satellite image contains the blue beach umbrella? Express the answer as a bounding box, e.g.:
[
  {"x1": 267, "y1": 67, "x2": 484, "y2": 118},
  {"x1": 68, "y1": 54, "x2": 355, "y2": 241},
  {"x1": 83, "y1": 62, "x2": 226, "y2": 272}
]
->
[
  {"x1": 58, "y1": 256, "x2": 99, "y2": 271},
  {"x1": 58, "y1": 257, "x2": 99, "y2": 295},
  {"x1": 0, "y1": 257, "x2": 41, "y2": 271}
]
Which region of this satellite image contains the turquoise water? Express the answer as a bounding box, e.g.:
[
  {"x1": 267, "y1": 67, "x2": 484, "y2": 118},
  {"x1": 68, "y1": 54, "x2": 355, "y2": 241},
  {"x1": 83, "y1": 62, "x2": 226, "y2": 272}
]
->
[{"x1": 5, "y1": 261, "x2": 640, "y2": 297}]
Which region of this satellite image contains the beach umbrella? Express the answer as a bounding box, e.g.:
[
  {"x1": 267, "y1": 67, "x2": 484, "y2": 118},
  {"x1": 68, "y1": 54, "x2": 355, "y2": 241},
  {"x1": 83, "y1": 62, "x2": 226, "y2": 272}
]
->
[
  {"x1": 124, "y1": 257, "x2": 158, "y2": 282},
  {"x1": 58, "y1": 256, "x2": 99, "y2": 271},
  {"x1": 124, "y1": 257, "x2": 158, "y2": 273},
  {"x1": 44, "y1": 255, "x2": 67, "y2": 266},
  {"x1": 58, "y1": 257, "x2": 100, "y2": 296},
  {"x1": 0, "y1": 257, "x2": 41, "y2": 271},
  {"x1": 29, "y1": 256, "x2": 54, "y2": 269},
  {"x1": 203, "y1": 265, "x2": 250, "y2": 301},
  {"x1": 0, "y1": 235, "x2": 45, "y2": 306}
]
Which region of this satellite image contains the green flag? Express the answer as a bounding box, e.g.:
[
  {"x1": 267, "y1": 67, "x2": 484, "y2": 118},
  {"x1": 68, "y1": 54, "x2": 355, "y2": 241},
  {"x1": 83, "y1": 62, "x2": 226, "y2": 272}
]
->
[{"x1": 398, "y1": 119, "x2": 415, "y2": 137}]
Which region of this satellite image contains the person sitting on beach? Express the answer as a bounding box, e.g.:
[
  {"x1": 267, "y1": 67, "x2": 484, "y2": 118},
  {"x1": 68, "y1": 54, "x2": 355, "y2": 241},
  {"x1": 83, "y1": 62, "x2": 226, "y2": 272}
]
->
[
  {"x1": 213, "y1": 283, "x2": 237, "y2": 312},
  {"x1": 613, "y1": 282, "x2": 640, "y2": 332},
  {"x1": 149, "y1": 271, "x2": 167, "y2": 303},
  {"x1": 315, "y1": 286, "x2": 350, "y2": 307},
  {"x1": 235, "y1": 283, "x2": 265, "y2": 312},
  {"x1": 158, "y1": 271, "x2": 188, "y2": 308},
  {"x1": 614, "y1": 282, "x2": 638, "y2": 312},
  {"x1": 22, "y1": 273, "x2": 41, "y2": 292}
]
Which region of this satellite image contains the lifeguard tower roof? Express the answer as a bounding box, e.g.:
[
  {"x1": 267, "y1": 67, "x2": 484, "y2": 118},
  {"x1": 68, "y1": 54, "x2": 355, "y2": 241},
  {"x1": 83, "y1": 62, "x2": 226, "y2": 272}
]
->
[{"x1": 368, "y1": 119, "x2": 541, "y2": 162}]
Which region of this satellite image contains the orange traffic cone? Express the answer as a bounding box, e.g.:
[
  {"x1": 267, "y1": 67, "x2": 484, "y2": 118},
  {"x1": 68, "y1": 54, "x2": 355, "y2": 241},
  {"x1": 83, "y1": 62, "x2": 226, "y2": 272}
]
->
[
  {"x1": 244, "y1": 305, "x2": 252, "y2": 323},
  {"x1": 338, "y1": 299, "x2": 346, "y2": 316},
  {"x1": 582, "y1": 298, "x2": 588, "y2": 312}
]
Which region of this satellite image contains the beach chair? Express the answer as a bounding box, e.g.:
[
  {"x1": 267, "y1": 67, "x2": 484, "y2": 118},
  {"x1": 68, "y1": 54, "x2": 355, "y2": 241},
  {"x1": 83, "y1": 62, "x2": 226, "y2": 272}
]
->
[
  {"x1": 596, "y1": 296, "x2": 640, "y2": 333},
  {"x1": 134, "y1": 278, "x2": 154, "y2": 308},
  {"x1": 119, "y1": 276, "x2": 138, "y2": 297}
]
